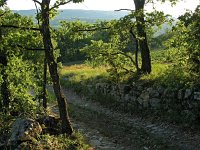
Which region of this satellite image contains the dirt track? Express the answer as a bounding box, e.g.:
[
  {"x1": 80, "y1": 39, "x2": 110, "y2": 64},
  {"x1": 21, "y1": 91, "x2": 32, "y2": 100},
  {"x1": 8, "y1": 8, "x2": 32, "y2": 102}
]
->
[{"x1": 51, "y1": 87, "x2": 200, "y2": 150}]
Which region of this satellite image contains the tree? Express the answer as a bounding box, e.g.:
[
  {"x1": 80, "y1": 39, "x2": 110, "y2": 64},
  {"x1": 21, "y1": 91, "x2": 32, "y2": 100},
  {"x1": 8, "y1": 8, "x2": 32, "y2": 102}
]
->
[
  {"x1": 0, "y1": 10, "x2": 43, "y2": 114},
  {"x1": 133, "y1": 0, "x2": 151, "y2": 74},
  {"x1": 131, "y1": 0, "x2": 186, "y2": 73},
  {"x1": 33, "y1": 0, "x2": 84, "y2": 135},
  {"x1": 170, "y1": 5, "x2": 200, "y2": 78},
  {"x1": 56, "y1": 21, "x2": 92, "y2": 62}
]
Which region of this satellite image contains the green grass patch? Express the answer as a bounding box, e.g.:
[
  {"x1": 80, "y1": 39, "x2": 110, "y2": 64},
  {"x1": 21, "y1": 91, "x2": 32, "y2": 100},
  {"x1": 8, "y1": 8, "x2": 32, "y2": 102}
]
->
[
  {"x1": 60, "y1": 49, "x2": 182, "y2": 87},
  {"x1": 35, "y1": 132, "x2": 90, "y2": 150}
]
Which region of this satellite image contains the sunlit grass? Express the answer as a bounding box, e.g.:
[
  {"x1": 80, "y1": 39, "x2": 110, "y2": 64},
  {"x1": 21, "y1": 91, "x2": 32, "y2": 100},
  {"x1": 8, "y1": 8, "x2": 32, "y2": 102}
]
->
[
  {"x1": 59, "y1": 48, "x2": 194, "y2": 88},
  {"x1": 140, "y1": 63, "x2": 171, "y2": 82},
  {"x1": 60, "y1": 64, "x2": 108, "y2": 83},
  {"x1": 59, "y1": 52, "x2": 174, "y2": 84}
]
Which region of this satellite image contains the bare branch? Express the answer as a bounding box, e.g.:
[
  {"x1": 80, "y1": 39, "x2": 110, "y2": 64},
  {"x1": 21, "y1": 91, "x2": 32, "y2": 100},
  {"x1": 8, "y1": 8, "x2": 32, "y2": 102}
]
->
[
  {"x1": 0, "y1": 12, "x2": 6, "y2": 17},
  {"x1": 114, "y1": 51, "x2": 137, "y2": 67},
  {"x1": 99, "y1": 51, "x2": 137, "y2": 68},
  {"x1": 74, "y1": 27, "x2": 111, "y2": 32},
  {"x1": 34, "y1": 0, "x2": 40, "y2": 25},
  {"x1": 0, "y1": 25, "x2": 41, "y2": 31},
  {"x1": 32, "y1": 0, "x2": 42, "y2": 5},
  {"x1": 50, "y1": 0, "x2": 73, "y2": 11},
  {"x1": 15, "y1": 44, "x2": 45, "y2": 51},
  {"x1": 115, "y1": 9, "x2": 135, "y2": 12}
]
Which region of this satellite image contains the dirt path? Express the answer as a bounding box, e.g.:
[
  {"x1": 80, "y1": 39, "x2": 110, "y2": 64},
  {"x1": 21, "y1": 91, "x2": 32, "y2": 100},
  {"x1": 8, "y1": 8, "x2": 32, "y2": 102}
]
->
[{"x1": 51, "y1": 87, "x2": 200, "y2": 150}]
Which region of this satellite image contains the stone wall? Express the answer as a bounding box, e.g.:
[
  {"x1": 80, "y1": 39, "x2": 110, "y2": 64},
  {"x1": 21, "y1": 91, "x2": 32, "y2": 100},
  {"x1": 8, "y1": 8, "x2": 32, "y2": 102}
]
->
[{"x1": 93, "y1": 82, "x2": 200, "y2": 113}]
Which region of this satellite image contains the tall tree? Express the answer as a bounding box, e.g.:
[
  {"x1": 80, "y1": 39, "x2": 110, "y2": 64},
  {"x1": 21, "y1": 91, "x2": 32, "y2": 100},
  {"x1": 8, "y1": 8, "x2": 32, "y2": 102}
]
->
[
  {"x1": 132, "y1": 0, "x2": 185, "y2": 73},
  {"x1": 33, "y1": 0, "x2": 83, "y2": 135},
  {"x1": 133, "y1": 0, "x2": 151, "y2": 73}
]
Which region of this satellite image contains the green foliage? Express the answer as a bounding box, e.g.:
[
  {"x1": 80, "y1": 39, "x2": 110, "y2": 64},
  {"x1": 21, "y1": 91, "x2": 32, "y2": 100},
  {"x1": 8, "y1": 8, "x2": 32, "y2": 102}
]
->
[
  {"x1": 82, "y1": 39, "x2": 135, "y2": 82},
  {"x1": 81, "y1": 10, "x2": 170, "y2": 81},
  {"x1": 0, "y1": 113, "x2": 14, "y2": 144},
  {"x1": 37, "y1": 132, "x2": 90, "y2": 150},
  {"x1": 6, "y1": 56, "x2": 37, "y2": 114},
  {"x1": 0, "y1": 10, "x2": 44, "y2": 115},
  {"x1": 56, "y1": 21, "x2": 92, "y2": 62},
  {"x1": 0, "y1": 0, "x2": 6, "y2": 7},
  {"x1": 165, "y1": 5, "x2": 200, "y2": 85}
]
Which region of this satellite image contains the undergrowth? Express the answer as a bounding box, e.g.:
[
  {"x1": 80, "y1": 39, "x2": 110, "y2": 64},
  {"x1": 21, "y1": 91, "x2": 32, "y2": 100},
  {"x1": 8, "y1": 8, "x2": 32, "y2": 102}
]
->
[{"x1": 0, "y1": 93, "x2": 90, "y2": 150}]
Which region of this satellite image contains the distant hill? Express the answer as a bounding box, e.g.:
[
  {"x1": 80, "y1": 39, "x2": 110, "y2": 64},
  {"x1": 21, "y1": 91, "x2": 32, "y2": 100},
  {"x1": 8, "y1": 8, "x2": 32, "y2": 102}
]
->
[{"x1": 13, "y1": 9, "x2": 129, "y2": 26}]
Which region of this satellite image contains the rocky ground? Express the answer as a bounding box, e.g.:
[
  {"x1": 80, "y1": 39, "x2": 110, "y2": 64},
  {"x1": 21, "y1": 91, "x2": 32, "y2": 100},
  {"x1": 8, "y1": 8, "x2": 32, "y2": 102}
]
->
[{"x1": 51, "y1": 87, "x2": 200, "y2": 150}]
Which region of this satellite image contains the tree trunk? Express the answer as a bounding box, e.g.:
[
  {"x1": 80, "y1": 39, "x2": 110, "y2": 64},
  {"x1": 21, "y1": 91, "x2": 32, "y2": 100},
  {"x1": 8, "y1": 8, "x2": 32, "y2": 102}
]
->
[
  {"x1": 0, "y1": 28, "x2": 10, "y2": 112},
  {"x1": 130, "y1": 28, "x2": 139, "y2": 71},
  {"x1": 133, "y1": 0, "x2": 151, "y2": 74},
  {"x1": 1, "y1": 72, "x2": 10, "y2": 111},
  {"x1": 40, "y1": 0, "x2": 73, "y2": 135},
  {"x1": 42, "y1": 57, "x2": 47, "y2": 109},
  {"x1": 0, "y1": 55, "x2": 10, "y2": 113}
]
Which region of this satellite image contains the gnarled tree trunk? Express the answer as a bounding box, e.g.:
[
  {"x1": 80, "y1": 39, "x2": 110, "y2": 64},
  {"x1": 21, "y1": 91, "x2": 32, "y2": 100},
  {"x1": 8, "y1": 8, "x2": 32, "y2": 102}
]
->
[{"x1": 40, "y1": 0, "x2": 73, "y2": 135}]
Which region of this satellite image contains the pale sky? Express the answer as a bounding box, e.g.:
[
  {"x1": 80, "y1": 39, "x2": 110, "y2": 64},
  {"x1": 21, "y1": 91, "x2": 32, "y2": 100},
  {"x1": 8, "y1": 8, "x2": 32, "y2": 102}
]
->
[{"x1": 6, "y1": 0, "x2": 200, "y2": 17}]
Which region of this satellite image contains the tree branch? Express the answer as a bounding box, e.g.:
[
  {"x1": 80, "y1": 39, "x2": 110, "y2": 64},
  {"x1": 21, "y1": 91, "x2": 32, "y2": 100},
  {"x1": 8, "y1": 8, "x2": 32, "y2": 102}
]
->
[
  {"x1": 113, "y1": 51, "x2": 137, "y2": 67},
  {"x1": 99, "y1": 51, "x2": 137, "y2": 68},
  {"x1": 32, "y1": 0, "x2": 42, "y2": 5},
  {"x1": 12, "y1": 44, "x2": 45, "y2": 51},
  {"x1": 16, "y1": 45, "x2": 44, "y2": 51},
  {"x1": 115, "y1": 9, "x2": 135, "y2": 12},
  {"x1": 34, "y1": 0, "x2": 41, "y2": 26},
  {"x1": 74, "y1": 27, "x2": 111, "y2": 32},
  {"x1": 0, "y1": 25, "x2": 41, "y2": 31},
  {"x1": 0, "y1": 12, "x2": 6, "y2": 17},
  {"x1": 50, "y1": 0, "x2": 73, "y2": 11}
]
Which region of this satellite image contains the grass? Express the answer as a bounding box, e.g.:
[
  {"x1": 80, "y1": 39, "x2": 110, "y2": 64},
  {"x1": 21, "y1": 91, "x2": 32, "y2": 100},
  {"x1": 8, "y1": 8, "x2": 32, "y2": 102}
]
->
[
  {"x1": 60, "y1": 64, "x2": 109, "y2": 94},
  {"x1": 60, "y1": 49, "x2": 177, "y2": 86},
  {"x1": 60, "y1": 64, "x2": 108, "y2": 83},
  {"x1": 34, "y1": 132, "x2": 91, "y2": 150}
]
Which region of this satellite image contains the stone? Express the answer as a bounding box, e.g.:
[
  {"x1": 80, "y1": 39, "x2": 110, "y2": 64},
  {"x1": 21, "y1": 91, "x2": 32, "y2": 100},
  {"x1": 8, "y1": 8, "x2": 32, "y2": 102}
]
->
[
  {"x1": 117, "y1": 84, "x2": 126, "y2": 94},
  {"x1": 143, "y1": 100, "x2": 149, "y2": 108},
  {"x1": 139, "y1": 91, "x2": 150, "y2": 100},
  {"x1": 9, "y1": 118, "x2": 42, "y2": 145},
  {"x1": 137, "y1": 85, "x2": 144, "y2": 92},
  {"x1": 146, "y1": 87, "x2": 153, "y2": 93},
  {"x1": 157, "y1": 86, "x2": 165, "y2": 95},
  {"x1": 123, "y1": 85, "x2": 132, "y2": 94},
  {"x1": 194, "y1": 92, "x2": 200, "y2": 101},
  {"x1": 90, "y1": 139, "x2": 101, "y2": 147},
  {"x1": 178, "y1": 89, "x2": 185, "y2": 100},
  {"x1": 124, "y1": 94, "x2": 131, "y2": 101},
  {"x1": 137, "y1": 97, "x2": 143, "y2": 105},
  {"x1": 184, "y1": 89, "x2": 193, "y2": 99},
  {"x1": 163, "y1": 88, "x2": 175, "y2": 99},
  {"x1": 137, "y1": 92, "x2": 149, "y2": 108},
  {"x1": 148, "y1": 88, "x2": 160, "y2": 98},
  {"x1": 42, "y1": 115, "x2": 60, "y2": 128},
  {"x1": 149, "y1": 98, "x2": 161, "y2": 108},
  {"x1": 87, "y1": 84, "x2": 93, "y2": 89},
  {"x1": 130, "y1": 96, "x2": 137, "y2": 101},
  {"x1": 96, "y1": 83, "x2": 107, "y2": 90}
]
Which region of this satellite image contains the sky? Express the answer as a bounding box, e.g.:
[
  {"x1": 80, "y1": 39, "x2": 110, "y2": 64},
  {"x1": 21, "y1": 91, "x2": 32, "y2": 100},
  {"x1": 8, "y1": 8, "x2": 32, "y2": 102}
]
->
[{"x1": 6, "y1": 0, "x2": 200, "y2": 17}]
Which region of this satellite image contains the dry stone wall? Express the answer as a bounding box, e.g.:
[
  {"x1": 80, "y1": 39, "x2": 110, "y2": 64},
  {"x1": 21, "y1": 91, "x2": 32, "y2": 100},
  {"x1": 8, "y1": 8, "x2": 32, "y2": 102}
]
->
[{"x1": 93, "y1": 82, "x2": 200, "y2": 114}]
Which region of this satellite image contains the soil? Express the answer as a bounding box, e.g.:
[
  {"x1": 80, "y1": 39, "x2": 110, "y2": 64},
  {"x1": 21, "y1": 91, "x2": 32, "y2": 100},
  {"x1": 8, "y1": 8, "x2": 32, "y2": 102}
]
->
[{"x1": 50, "y1": 87, "x2": 200, "y2": 150}]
